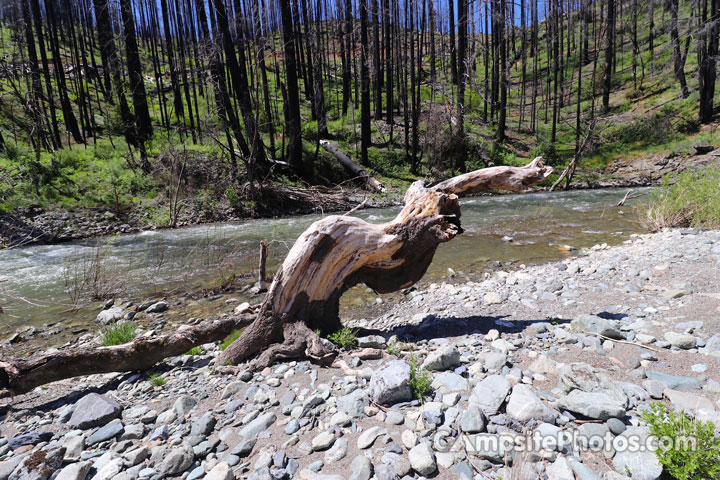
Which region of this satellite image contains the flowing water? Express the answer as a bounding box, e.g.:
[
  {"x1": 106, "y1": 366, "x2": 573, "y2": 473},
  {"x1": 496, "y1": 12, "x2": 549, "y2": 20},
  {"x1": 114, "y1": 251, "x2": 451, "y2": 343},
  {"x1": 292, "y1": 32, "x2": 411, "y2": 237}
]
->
[{"x1": 0, "y1": 187, "x2": 650, "y2": 336}]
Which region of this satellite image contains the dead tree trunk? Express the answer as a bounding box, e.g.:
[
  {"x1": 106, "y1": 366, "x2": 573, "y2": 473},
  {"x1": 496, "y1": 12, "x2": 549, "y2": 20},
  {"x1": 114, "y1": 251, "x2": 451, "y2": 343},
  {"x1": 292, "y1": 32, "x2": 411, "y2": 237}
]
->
[
  {"x1": 320, "y1": 140, "x2": 385, "y2": 193},
  {"x1": 217, "y1": 158, "x2": 552, "y2": 367},
  {"x1": 0, "y1": 160, "x2": 551, "y2": 393},
  {"x1": 0, "y1": 315, "x2": 254, "y2": 398}
]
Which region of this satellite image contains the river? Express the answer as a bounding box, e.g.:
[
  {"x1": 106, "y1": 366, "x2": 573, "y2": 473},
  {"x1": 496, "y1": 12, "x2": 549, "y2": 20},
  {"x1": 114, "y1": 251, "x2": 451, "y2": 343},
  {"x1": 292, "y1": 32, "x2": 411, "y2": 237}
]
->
[{"x1": 0, "y1": 187, "x2": 650, "y2": 336}]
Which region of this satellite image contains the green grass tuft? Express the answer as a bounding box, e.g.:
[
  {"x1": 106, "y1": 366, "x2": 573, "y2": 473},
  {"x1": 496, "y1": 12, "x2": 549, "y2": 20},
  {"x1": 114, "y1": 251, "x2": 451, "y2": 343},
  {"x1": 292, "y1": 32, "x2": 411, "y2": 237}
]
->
[
  {"x1": 186, "y1": 346, "x2": 204, "y2": 356},
  {"x1": 220, "y1": 330, "x2": 242, "y2": 351},
  {"x1": 99, "y1": 321, "x2": 137, "y2": 346},
  {"x1": 147, "y1": 373, "x2": 167, "y2": 387}
]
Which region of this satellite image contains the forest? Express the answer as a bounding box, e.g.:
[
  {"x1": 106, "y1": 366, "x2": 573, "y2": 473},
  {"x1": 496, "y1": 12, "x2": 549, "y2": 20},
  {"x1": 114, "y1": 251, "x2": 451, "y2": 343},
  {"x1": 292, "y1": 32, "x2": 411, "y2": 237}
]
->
[{"x1": 0, "y1": 0, "x2": 718, "y2": 217}]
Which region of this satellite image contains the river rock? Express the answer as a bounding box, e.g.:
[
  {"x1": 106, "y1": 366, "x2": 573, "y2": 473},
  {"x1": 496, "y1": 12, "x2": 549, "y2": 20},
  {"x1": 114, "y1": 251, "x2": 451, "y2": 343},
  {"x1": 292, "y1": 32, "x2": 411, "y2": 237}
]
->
[
  {"x1": 558, "y1": 363, "x2": 628, "y2": 406},
  {"x1": 570, "y1": 314, "x2": 624, "y2": 339},
  {"x1": 557, "y1": 390, "x2": 625, "y2": 420},
  {"x1": 357, "y1": 335, "x2": 386, "y2": 348},
  {"x1": 506, "y1": 384, "x2": 558, "y2": 423},
  {"x1": 645, "y1": 371, "x2": 701, "y2": 390},
  {"x1": 337, "y1": 388, "x2": 369, "y2": 418},
  {"x1": 174, "y1": 395, "x2": 197, "y2": 416},
  {"x1": 369, "y1": 360, "x2": 412, "y2": 404},
  {"x1": 68, "y1": 393, "x2": 122, "y2": 429},
  {"x1": 664, "y1": 332, "x2": 697, "y2": 349},
  {"x1": 87, "y1": 419, "x2": 124, "y2": 445},
  {"x1": 55, "y1": 461, "x2": 92, "y2": 480},
  {"x1": 357, "y1": 426, "x2": 386, "y2": 449},
  {"x1": 469, "y1": 375, "x2": 511, "y2": 415},
  {"x1": 161, "y1": 448, "x2": 194, "y2": 475},
  {"x1": 10, "y1": 447, "x2": 64, "y2": 480},
  {"x1": 96, "y1": 307, "x2": 124, "y2": 325},
  {"x1": 311, "y1": 431, "x2": 336, "y2": 451},
  {"x1": 422, "y1": 344, "x2": 461, "y2": 371},
  {"x1": 8, "y1": 430, "x2": 53, "y2": 450},
  {"x1": 239, "y1": 412, "x2": 276, "y2": 439},
  {"x1": 459, "y1": 403, "x2": 486, "y2": 433},
  {"x1": 612, "y1": 427, "x2": 662, "y2": 480},
  {"x1": 348, "y1": 456, "x2": 373, "y2": 480},
  {"x1": 409, "y1": 443, "x2": 437, "y2": 476},
  {"x1": 205, "y1": 462, "x2": 233, "y2": 480},
  {"x1": 663, "y1": 389, "x2": 714, "y2": 412},
  {"x1": 146, "y1": 301, "x2": 169, "y2": 313}
]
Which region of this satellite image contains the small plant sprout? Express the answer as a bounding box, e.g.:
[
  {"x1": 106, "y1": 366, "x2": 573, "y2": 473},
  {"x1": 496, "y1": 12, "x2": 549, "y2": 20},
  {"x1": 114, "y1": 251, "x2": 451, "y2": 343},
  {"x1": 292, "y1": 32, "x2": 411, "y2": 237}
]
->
[{"x1": 327, "y1": 327, "x2": 358, "y2": 350}]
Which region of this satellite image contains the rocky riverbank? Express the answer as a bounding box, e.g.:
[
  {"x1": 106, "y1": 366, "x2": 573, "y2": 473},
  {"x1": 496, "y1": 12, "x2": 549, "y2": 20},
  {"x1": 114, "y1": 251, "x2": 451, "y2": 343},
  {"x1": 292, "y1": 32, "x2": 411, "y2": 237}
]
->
[
  {"x1": 1, "y1": 228, "x2": 720, "y2": 480},
  {"x1": 6, "y1": 147, "x2": 720, "y2": 250}
]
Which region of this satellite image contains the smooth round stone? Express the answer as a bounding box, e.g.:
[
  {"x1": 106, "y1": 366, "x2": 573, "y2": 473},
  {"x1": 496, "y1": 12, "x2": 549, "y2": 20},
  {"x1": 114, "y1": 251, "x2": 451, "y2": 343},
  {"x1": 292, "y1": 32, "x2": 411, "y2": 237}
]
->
[{"x1": 607, "y1": 418, "x2": 626, "y2": 435}]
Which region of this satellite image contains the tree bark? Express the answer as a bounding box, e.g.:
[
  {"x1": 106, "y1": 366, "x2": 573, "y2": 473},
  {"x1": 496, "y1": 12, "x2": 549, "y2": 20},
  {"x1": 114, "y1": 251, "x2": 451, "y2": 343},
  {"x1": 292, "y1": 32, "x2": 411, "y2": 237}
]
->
[
  {"x1": 218, "y1": 158, "x2": 552, "y2": 367},
  {"x1": 0, "y1": 315, "x2": 254, "y2": 398}
]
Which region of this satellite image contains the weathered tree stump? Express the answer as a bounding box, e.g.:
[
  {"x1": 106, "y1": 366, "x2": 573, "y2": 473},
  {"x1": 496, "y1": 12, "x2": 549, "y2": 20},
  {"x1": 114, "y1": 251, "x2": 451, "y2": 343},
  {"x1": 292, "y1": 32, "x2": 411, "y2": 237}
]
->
[
  {"x1": 217, "y1": 158, "x2": 552, "y2": 367},
  {"x1": 0, "y1": 158, "x2": 551, "y2": 394}
]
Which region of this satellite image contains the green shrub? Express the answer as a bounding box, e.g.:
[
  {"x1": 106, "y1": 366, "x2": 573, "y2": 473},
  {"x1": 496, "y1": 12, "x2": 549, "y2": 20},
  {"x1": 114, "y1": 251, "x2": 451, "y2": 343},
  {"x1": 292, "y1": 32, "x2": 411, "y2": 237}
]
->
[
  {"x1": 643, "y1": 166, "x2": 720, "y2": 231},
  {"x1": 99, "y1": 321, "x2": 137, "y2": 346},
  {"x1": 220, "y1": 330, "x2": 242, "y2": 351},
  {"x1": 225, "y1": 186, "x2": 240, "y2": 208},
  {"x1": 186, "y1": 346, "x2": 204, "y2": 356},
  {"x1": 408, "y1": 354, "x2": 432, "y2": 401},
  {"x1": 642, "y1": 402, "x2": 720, "y2": 480},
  {"x1": 327, "y1": 327, "x2": 357, "y2": 350}
]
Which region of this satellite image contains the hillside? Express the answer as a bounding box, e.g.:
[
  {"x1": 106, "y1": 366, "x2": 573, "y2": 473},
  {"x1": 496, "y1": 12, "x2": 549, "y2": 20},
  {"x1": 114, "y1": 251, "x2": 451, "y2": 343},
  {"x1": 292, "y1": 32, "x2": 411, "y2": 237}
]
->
[{"x1": 0, "y1": 0, "x2": 718, "y2": 235}]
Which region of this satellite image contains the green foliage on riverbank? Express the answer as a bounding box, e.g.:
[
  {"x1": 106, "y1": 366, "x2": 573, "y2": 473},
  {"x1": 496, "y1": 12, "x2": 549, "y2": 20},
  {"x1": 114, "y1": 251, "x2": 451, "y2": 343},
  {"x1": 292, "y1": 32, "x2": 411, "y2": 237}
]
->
[
  {"x1": 99, "y1": 321, "x2": 137, "y2": 346},
  {"x1": 642, "y1": 402, "x2": 720, "y2": 480},
  {"x1": 643, "y1": 166, "x2": 720, "y2": 231}
]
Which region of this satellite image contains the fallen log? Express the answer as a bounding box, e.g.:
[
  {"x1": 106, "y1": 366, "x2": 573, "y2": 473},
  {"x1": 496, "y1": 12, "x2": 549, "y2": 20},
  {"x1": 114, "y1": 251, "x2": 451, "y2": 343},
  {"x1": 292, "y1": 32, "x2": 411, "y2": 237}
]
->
[
  {"x1": 0, "y1": 314, "x2": 254, "y2": 398},
  {"x1": 216, "y1": 157, "x2": 552, "y2": 368},
  {"x1": 320, "y1": 140, "x2": 386, "y2": 193},
  {"x1": 0, "y1": 158, "x2": 552, "y2": 392}
]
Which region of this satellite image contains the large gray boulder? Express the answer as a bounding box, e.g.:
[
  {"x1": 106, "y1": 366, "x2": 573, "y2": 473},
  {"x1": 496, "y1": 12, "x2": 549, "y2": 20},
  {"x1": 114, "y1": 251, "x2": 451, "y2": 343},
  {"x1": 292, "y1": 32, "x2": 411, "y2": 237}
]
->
[
  {"x1": 558, "y1": 363, "x2": 629, "y2": 407},
  {"x1": 96, "y1": 307, "x2": 124, "y2": 325},
  {"x1": 506, "y1": 384, "x2": 558, "y2": 423},
  {"x1": 369, "y1": 360, "x2": 412, "y2": 405},
  {"x1": 557, "y1": 390, "x2": 625, "y2": 420},
  {"x1": 68, "y1": 393, "x2": 122, "y2": 429},
  {"x1": 469, "y1": 375, "x2": 511, "y2": 415}
]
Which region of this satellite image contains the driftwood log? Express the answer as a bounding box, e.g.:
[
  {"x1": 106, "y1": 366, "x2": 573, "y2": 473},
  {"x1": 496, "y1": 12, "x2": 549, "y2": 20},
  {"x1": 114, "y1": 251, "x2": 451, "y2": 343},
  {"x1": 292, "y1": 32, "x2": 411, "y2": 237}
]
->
[
  {"x1": 216, "y1": 157, "x2": 552, "y2": 367},
  {"x1": 0, "y1": 158, "x2": 551, "y2": 395},
  {"x1": 0, "y1": 315, "x2": 254, "y2": 397}
]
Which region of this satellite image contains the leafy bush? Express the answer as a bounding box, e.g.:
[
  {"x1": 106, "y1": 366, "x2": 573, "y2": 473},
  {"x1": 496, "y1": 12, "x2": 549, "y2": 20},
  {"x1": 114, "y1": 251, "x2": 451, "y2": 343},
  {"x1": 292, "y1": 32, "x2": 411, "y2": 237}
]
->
[
  {"x1": 408, "y1": 354, "x2": 432, "y2": 401},
  {"x1": 327, "y1": 327, "x2": 357, "y2": 350},
  {"x1": 99, "y1": 321, "x2": 137, "y2": 346},
  {"x1": 225, "y1": 186, "x2": 240, "y2": 208},
  {"x1": 642, "y1": 402, "x2": 720, "y2": 480},
  {"x1": 220, "y1": 330, "x2": 242, "y2": 351},
  {"x1": 643, "y1": 166, "x2": 720, "y2": 231}
]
